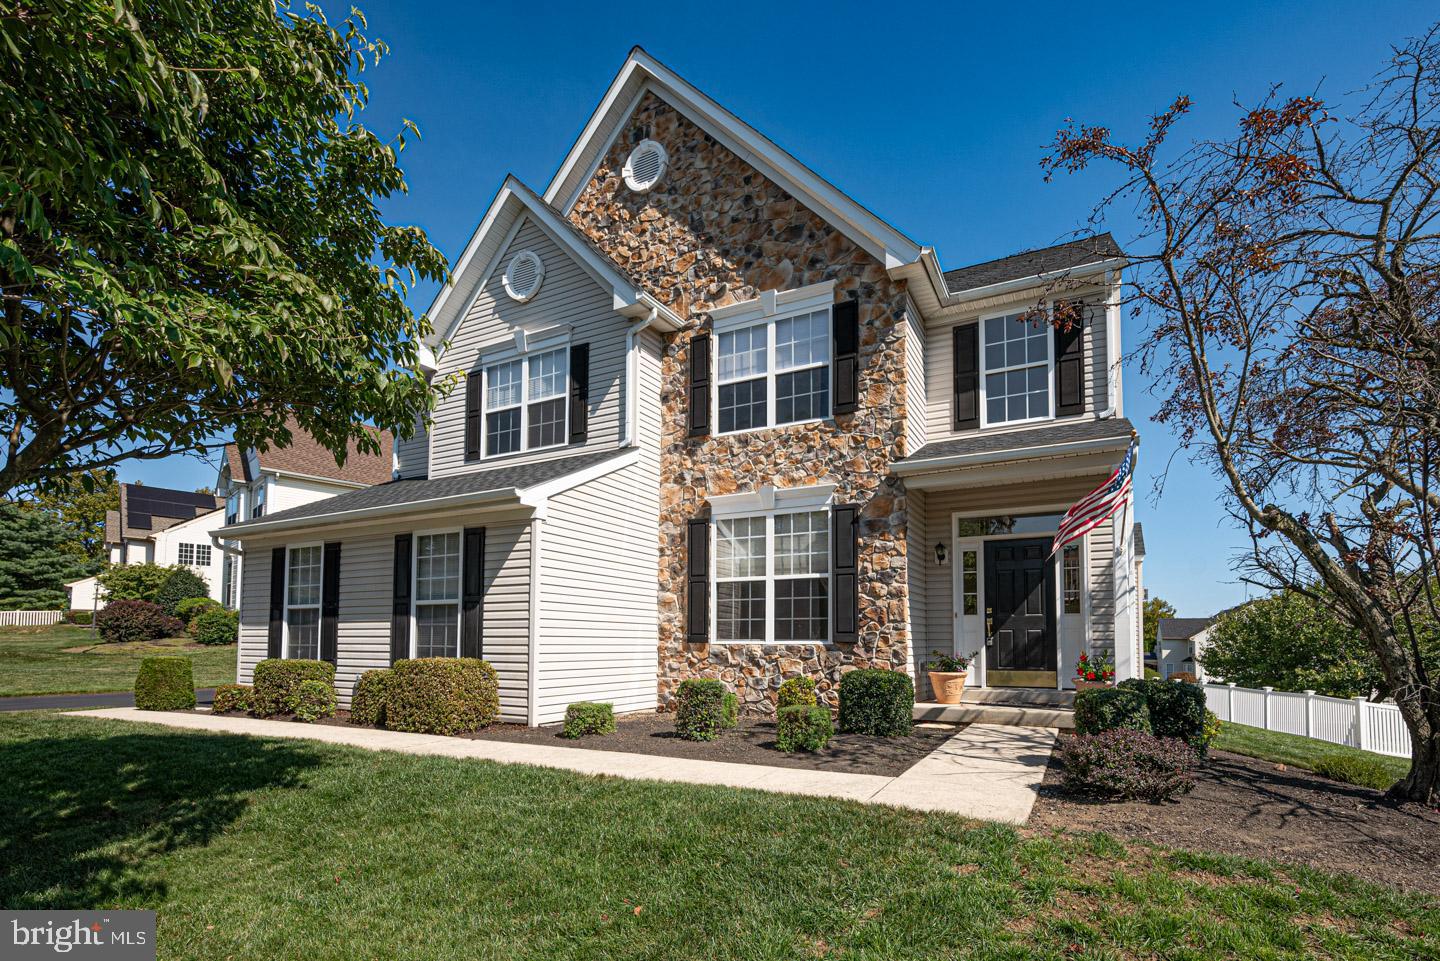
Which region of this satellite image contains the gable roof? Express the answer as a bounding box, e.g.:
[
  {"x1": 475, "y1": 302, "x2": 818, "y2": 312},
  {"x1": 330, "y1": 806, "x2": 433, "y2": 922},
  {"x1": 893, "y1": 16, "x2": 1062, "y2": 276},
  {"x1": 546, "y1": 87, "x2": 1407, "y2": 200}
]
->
[
  {"x1": 107, "y1": 483, "x2": 222, "y2": 544},
  {"x1": 942, "y1": 234, "x2": 1124, "y2": 295},
  {"x1": 541, "y1": 47, "x2": 923, "y2": 270},
  {"x1": 1158, "y1": 618, "x2": 1213, "y2": 641},
  {"x1": 222, "y1": 419, "x2": 394, "y2": 487}
]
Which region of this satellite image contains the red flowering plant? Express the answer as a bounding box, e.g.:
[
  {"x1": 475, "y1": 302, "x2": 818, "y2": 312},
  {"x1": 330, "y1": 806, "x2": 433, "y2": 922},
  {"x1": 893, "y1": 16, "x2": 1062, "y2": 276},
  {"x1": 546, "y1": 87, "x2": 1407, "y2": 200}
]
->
[{"x1": 1074, "y1": 652, "x2": 1116, "y2": 683}]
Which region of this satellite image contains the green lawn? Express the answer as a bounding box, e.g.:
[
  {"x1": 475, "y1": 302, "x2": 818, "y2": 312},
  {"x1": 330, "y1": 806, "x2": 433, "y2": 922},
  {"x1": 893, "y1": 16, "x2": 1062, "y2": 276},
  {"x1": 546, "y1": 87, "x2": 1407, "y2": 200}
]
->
[
  {"x1": 0, "y1": 712, "x2": 1434, "y2": 960},
  {"x1": 0, "y1": 624, "x2": 236, "y2": 697},
  {"x1": 1214, "y1": 721, "x2": 1412, "y2": 783}
]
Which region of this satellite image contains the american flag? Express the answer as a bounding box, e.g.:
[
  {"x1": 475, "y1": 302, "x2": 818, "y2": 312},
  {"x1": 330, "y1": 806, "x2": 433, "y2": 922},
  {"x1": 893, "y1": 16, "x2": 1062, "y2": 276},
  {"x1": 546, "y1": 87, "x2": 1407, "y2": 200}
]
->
[{"x1": 1051, "y1": 438, "x2": 1137, "y2": 557}]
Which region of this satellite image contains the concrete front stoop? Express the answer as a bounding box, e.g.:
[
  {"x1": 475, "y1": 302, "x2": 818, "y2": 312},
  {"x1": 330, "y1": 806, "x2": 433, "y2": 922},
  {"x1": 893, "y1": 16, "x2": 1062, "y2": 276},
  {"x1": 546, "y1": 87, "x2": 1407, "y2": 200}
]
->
[{"x1": 915, "y1": 688, "x2": 1076, "y2": 730}]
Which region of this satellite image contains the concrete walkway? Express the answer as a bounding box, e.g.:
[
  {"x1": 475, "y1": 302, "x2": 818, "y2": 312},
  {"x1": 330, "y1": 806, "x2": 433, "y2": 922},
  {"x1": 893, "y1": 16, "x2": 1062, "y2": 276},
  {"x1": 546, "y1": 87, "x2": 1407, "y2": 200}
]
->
[
  {"x1": 1, "y1": 688, "x2": 215, "y2": 713},
  {"x1": 67, "y1": 708, "x2": 1056, "y2": 825}
]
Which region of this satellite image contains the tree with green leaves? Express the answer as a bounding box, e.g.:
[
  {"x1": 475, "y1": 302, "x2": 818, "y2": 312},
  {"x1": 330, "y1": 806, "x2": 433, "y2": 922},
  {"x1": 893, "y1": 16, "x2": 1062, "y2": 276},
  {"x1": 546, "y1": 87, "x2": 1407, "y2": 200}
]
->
[
  {"x1": 28, "y1": 470, "x2": 119, "y2": 563},
  {"x1": 0, "y1": 0, "x2": 447, "y2": 494},
  {"x1": 1142, "y1": 596, "x2": 1177, "y2": 656},
  {"x1": 0, "y1": 502, "x2": 90, "y2": 609}
]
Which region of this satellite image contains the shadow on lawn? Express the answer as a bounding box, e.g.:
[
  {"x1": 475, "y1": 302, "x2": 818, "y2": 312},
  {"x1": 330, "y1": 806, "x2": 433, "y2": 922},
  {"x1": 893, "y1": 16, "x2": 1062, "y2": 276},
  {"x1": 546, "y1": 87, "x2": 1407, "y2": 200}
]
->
[{"x1": 0, "y1": 730, "x2": 327, "y2": 909}]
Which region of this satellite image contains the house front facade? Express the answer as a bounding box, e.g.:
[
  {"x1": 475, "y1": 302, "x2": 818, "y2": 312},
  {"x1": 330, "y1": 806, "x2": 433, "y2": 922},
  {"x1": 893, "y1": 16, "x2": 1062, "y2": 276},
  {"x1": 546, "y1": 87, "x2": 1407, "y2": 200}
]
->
[
  {"x1": 220, "y1": 49, "x2": 1142, "y2": 724},
  {"x1": 1156, "y1": 617, "x2": 1214, "y2": 681}
]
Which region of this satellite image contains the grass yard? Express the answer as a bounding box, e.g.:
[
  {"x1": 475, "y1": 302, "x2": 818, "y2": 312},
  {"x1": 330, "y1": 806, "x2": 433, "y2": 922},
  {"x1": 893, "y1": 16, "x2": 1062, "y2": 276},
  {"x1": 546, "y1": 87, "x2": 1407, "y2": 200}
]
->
[
  {"x1": 1, "y1": 712, "x2": 1435, "y2": 960},
  {"x1": 0, "y1": 624, "x2": 235, "y2": 697},
  {"x1": 1213, "y1": 721, "x2": 1412, "y2": 783}
]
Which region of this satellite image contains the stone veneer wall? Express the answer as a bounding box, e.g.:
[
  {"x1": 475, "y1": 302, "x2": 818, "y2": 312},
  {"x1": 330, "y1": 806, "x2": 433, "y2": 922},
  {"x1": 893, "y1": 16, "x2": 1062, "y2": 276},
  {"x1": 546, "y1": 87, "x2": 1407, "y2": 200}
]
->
[{"x1": 567, "y1": 93, "x2": 913, "y2": 713}]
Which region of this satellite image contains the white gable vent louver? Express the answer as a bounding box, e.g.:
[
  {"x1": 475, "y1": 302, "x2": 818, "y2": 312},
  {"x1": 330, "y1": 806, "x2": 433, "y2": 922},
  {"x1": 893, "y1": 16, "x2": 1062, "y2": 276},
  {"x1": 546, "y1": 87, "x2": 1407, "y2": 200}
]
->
[
  {"x1": 502, "y1": 250, "x2": 544, "y2": 303},
  {"x1": 622, "y1": 139, "x2": 668, "y2": 193}
]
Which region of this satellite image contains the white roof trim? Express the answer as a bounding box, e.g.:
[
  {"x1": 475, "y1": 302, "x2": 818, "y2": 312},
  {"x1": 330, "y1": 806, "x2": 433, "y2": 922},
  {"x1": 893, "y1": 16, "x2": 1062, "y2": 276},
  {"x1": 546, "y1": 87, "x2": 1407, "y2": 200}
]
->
[
  {"x1": 892, "y1": 432, "x2": 1133, "y2": 477},
  {"x1": 707, "y1": 481, "x2": 838, "y2": 515},
  {"x1": 542, "y1": 48, "x2": 923, "y2": 269}
]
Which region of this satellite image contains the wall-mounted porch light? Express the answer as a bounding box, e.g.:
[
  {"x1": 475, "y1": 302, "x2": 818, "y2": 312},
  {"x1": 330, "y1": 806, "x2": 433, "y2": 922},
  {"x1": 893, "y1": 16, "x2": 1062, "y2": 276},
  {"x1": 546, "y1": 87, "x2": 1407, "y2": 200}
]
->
[{"x1": 934, "y1": 542, "x2": 948, "y2": 566}]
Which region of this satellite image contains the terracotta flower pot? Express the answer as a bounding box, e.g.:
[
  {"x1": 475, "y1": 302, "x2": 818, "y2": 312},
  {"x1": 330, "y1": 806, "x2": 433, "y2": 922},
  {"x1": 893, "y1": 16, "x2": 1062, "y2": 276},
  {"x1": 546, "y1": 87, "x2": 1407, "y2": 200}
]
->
[
  {"x1": 1073, "y1": 678, "x2": 1114, "y2": 692},
  {"x1": 928, "y1": 671, "x2": 968, "y2": 704}
]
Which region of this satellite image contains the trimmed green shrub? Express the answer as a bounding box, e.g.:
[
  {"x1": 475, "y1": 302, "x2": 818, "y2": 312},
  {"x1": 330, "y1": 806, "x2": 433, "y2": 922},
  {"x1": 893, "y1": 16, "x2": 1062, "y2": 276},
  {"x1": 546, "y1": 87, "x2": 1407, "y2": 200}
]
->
[
  {"x1": 777, "y1": 676, "x2": 817, "y2": 710},
  {"x1": 385, "y1": 657, "x2": 499, "y2": 735},
  {"x1": 1074, "y1": 686, "x2": 1152, "y2": 736},
  {"x1": 776, "y1": 704, "x2": 832, "y2": 752},
  {"x1": 134, "y1": 656, "x2": 195, "y2": 710},
  {"x1": 176, "y1": 596, "x2": 220, "y2": 623},
  {"x1": 98, "y1": 563, "x2": 176, "y2": 604},
  {"x1": 96, "y1": 599, "x2": 184, "y2": 643},
  {"x1": 190, "y1": 607, "x2": 238, "y2": 646},
  {"x1": 64, "y1": 609, "x2": 93, "y2": 625},
  {"x1": 838, "y1": 669, "x2": 913, "y2": 736},
  {"x1": 563, "y1": 701, "x2": 616, "y2": 739},
  {"x1": 293, "y1": 679, "x2": 337, "y2": 722},
  {"x1": 211, "y1": 683, "x2": 251, "y2": 714},
  {"x1": 675, "y1": 679, "x2": 727, "y2": 742},
  {"x1": 154, "y1": 567, "x2": 210, "y2": 617},
  {"x1": 1119, "y1": 677, "x2": 1207, "y2": 747},
  {"x1": 350, "y1": 669, "x2": 393, "y2": 727},
  {"x1": 251, "y1": 658, "x2": 335, "y2": 717},
  {"x1": 1314, "y1": 754, "x2": 1398, "y2": 792},
  {"x1": 1202, "y1": 709, "x2": 1223, "y2": 748},
  {"x1": 721, "y1": 691, "x2": 740, "y2": 729},
  {"x1": 1060, "y1": 730, "x2": 1199, "y2": 801}
]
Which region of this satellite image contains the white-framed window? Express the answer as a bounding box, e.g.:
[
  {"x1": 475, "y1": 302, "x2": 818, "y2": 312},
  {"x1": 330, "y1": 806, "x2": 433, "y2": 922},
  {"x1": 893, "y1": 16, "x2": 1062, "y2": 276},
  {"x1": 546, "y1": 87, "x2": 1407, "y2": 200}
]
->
[
  {"x1": 960, "y1": 548, "x2": 979, "y2": 616},
  {"x1": 250, "y1": 482, "x2": 267, "y2": 519},
  {"x1": 413, "y1": 531, "x2": 461, "y2": 658},
  {"x1": 980, "y1": 310, "x2": 1052, "y2": 426},
  {"x1": 715, "y1": 507, "x2": 830, "y2": 643},
  {"x1": 483, "y1": 346, "x2": 567, "y2": 457},
  {"x1": 225, "y1": 491, "x2": 241, "y2": 526},
  {"x1": 222, "y1": 555, "x2": 239, "y2": 610},
  {"x1": 178, "y1": 543, "x2": 212, "y2": 567},
  {"x1": 1062, "y1": 544, "x2": 1082, "y2": 614},
  {"x1": 716, "y1": 306, "x2": 830, "y2": 435},
  {"x1": 285, "y1": 544, "x2": 323, "y2": 660}
]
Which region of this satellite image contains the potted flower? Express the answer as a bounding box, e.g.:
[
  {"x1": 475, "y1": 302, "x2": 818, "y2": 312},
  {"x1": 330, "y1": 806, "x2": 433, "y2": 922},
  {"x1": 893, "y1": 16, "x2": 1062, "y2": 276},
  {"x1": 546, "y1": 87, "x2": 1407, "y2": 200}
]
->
[
  {"x1": 1073, "y1": 652, "x2": 1116, "y2": 691},
  {"x1": 926, "y1": 652, "x2": 974, "y2": 705}
]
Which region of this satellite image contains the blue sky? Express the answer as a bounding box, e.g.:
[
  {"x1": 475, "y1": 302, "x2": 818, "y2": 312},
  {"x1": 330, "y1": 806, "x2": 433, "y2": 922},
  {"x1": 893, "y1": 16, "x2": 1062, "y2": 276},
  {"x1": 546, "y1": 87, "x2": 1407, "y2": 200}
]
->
[{"x1": 124, "y1": 0, "x2": 1436, "y2": 617}]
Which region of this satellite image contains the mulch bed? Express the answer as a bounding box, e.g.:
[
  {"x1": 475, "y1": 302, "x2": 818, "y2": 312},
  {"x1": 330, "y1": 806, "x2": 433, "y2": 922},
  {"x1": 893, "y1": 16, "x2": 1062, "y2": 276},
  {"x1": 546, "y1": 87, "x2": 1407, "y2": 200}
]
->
[
  {"x1": 1029, "y1": 744, "x2": 1440, "y2": 895},
  {"x1": 465, "y1": 713, "x2": 964, "y2": 777}
]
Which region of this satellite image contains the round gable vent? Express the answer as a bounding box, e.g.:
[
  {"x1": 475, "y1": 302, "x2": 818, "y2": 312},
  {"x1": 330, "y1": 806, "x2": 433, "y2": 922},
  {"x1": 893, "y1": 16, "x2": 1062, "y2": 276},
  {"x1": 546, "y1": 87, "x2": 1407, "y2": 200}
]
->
[
  {"x1": 502, "y1": 250, "x2": 544, "y2": 302},
  {"x1": 622, "y1": 139, "x2": 668, "y2": 192}
]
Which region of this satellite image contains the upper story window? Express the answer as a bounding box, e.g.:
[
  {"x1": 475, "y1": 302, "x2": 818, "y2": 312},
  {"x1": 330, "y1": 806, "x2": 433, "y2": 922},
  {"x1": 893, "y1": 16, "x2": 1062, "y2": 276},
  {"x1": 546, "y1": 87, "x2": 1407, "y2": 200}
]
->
[
  {"x1": 225, "y1": 491, "x2": 240, "y2": 526},
  {"x1": 483, "y1": 346, "x2": 568, "y2": 457},
  {"x1": 981, "y1": 311, "x2": 1052, "y2": 426},
  {"x1": 250, "y1": 482, "x2": 266, "y2": 519},
  {"x1": 716, "y1": 307, "x2": 830, "y2": 435}
]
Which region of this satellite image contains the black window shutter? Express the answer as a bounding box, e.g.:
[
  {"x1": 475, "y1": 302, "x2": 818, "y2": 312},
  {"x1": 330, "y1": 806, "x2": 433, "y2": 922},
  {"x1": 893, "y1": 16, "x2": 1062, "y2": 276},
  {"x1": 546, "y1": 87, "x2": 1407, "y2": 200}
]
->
[
  {"x1": 1054, "y1": 302, "x2": 1086, "y2": 416},
  {"x1": 390, "y1": 534, "x2": 412, "y2": 663},
  {"x1": 464, "y1": 370, "x2": 483, "y2": 461},
  {"x1": 831, "y1": 505, "x2": 859, "y2": 644},
  {"x1": 267, "y1": 546, "x2": 285, "y2": 658},
  {"x1": 320, "y1": 542, "x2": 341, "y2": 665},
  {"x1": 832, "y1": 299, "x2": 860, "y2": 414},
  {"x1": 952, "y1": 324, "x2": 980, "y2": 431},
  {"x1": 686, "y1": 516, "x2": 710, "y2": 642},
  {"x1": 687, "y1": 334, "x2": 711, "y2": 438},
  {"x1": 568, "y1": 344, "x2": 590, "y2": 444},
  {"x1": 461, "y1": 526, "x2": 486, "y2": 659}
]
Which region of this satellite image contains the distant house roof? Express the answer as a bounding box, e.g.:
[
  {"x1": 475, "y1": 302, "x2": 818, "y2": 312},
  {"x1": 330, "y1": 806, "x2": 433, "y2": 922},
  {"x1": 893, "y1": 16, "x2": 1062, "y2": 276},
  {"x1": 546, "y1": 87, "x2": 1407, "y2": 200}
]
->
[
  {"x1": 897, "y1": 417, "x2": 1136, "y2": 469},
  {"x1": 1158, "y1": 617, "x2": 1213, "y2": 641},
  {"x1": 1134, "y1": 522, "x2": 1146, "y2": 557},
  {"x1": 106, "y1": 484, "x2": 222, "y2": 544},
  {"x1": 223, "y1": 419, "x2": 394, "y2": 487},
  {"x1": 943, "y1": 233, "x2": 1124, "y2": 295}
]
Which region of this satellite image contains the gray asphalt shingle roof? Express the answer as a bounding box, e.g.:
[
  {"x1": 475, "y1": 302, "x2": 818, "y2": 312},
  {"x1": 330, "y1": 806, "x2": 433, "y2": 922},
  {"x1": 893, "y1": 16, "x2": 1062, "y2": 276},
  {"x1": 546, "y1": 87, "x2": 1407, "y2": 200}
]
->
[
  {"x1": 943, "y1": 233, "x2": 1124, "y2": 295},
  {"x1": 1158, "y1": 617, "x2": 1213, "y2": 640},
  {"x1": 1134, "y1": 522, "x2": 1146, "y2": 557},
  {"x1": 899, "y1": 417, "x2": 1136, "y2": 465}
]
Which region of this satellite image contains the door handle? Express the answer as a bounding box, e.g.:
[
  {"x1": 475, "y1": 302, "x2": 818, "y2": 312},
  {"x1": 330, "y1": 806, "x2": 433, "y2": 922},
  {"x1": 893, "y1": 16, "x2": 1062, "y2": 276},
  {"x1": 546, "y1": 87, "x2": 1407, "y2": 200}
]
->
[{"x1": 985, "y1": 607, "x2": 994, "y2": 642}]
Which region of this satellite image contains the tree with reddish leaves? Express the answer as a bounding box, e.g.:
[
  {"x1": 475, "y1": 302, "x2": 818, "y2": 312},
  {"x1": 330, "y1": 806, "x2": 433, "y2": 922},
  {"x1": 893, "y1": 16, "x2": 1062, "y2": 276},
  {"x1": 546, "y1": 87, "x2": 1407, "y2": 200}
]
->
[{"x1": 1044, "y1": 25, "x2": 1440, "y2": 804}]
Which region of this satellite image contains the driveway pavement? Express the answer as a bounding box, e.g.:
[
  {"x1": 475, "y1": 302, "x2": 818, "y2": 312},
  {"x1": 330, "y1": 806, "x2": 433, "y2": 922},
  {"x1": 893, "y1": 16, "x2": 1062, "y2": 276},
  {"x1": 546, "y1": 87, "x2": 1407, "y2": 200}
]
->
[{"x1": 1, "y1": 689, "x2": 215, "y2": 712}]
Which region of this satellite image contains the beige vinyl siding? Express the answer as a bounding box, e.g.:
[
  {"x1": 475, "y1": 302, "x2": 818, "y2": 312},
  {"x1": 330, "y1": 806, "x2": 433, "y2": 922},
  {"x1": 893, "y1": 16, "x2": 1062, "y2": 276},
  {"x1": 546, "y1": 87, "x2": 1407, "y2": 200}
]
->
[
  {"x1": 904, "y1": 304, "x2": 927, "y2": 455},
  {"x1": 394, "y1": 412, "x2": 429, "y2": 479},
  {"x1": 429, "y1": 217, "x2": 628, "y2": 478},
  {"x1": 905, "y1": 487, "x2": 928, "y2": 689},
  {"x1": 235, "y1": 514, "x2": 534, "y2": 722},
  {"x1": 532, "y1": 330, "x2": 663, "y2": 723}
]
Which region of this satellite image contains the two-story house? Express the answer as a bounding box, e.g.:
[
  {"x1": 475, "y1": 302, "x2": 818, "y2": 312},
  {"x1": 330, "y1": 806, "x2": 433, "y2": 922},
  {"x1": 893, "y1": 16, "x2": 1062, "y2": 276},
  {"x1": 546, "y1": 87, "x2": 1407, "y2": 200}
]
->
[{"x1": 219, "y1": 49, "x2": 1141, "y2": 723}]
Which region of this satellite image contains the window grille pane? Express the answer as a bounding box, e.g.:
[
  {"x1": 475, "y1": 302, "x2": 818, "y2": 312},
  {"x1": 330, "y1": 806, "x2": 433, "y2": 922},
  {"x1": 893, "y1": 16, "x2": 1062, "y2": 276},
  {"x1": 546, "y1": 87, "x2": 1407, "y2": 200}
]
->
[
  {"x1": 486, "y1": 360, "x2": 523, "y2": 409},
  {"x1": 716, "y1": 516, "x2": 766, "y2": 578},
  {"x1": 962, "y1": 550, "x2": 978, "y2": 616},
  {"x1": 717, "y1": 325, "x2": 767, "y2": 381},
  {"x1": 288, "y1": 608, "x2": 320, "y2": 659},
  {"x1": 775, "y1": 309, "x2": 828, "y2": 370},
  {"x1": 287, "y1": 546, "x2": 322, "y2": 606},
  {"x1": 178, "y1": 544, "x2": 194, "y2": 565},
  {"x1": 197, "y1": 544, "x2": 211, "y2": 566},
  {"x1": 718, "y1": 379, "x2": 766, "y2": 433},
  {"x1": 716, "y1": 581, "x2": 765, "y2": 641},
  {"x1": 775, "y1": 578, "x2": 828, "y2": 642},
  {"x1": 776, "y1": 366, "x2": 829, "y2": 424},
  {"x1": 527, "y1": 348, "x2": 566, "y2": 401},
  {"x1": 774, "y1": 511, "x2": 829, "y2": 576},
  {"x1": 416, "y1": 604, "x2": 459, "y2": 657},
  {"x1": 527, "y1": 397, "x2": 566, "y2": 448},
  {"x1": 486, "y1": 407, "x2": 520, "y2": 456}
]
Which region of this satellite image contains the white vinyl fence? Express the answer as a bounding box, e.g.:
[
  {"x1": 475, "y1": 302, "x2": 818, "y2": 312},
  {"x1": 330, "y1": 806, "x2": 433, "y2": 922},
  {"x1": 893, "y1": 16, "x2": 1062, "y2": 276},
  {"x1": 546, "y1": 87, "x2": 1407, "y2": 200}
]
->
[
  {"x1": 0, "y1": 610, "x2": 65, "y2": 627},
  {"x1": 1205, "y1": 682, "x2": 1412, "y2": 758}
]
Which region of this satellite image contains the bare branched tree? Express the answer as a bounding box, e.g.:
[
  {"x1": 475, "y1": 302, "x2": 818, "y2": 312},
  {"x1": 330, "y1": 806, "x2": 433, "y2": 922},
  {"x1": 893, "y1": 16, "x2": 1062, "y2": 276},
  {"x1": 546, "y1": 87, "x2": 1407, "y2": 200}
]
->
[{"x1": 1044, "y1": 25, "x2": 1440, "y2": 803}]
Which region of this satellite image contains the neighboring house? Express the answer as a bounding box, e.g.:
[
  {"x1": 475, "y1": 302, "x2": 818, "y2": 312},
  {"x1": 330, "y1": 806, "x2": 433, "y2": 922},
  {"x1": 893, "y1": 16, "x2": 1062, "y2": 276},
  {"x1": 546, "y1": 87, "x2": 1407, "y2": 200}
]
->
[
  {"x1": 1156, "y1": 617, "x2": 1213, "y2": 681},
  {"x1": 214, "y1": 418, "x2": 394, "y2": 610},
  {"x1": 219, "y1": 48, "x2": 1143, "y2": 723}
]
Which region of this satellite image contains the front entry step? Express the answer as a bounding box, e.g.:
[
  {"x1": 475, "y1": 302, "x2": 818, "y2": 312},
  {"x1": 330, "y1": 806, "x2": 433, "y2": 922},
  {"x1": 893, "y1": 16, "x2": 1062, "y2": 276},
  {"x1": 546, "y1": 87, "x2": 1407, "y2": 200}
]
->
[
  {"x1": 914, "y1": 701, "x2": 1076, "y2": 730},
  {"x1": 963, "y1": 688, "x2": 1075, "y2": 709}
]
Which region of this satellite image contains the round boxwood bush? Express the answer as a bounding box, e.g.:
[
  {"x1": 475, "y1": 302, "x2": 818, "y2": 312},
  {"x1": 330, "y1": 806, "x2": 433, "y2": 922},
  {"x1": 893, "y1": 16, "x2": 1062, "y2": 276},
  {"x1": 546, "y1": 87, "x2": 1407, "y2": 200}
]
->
[
  {"x1": 250, "y1": 658, "x2": 336, "y2": 717},
  {"x1": 134, "y1": 656, "x2": 195, "y2": 711},
  {"x1": 350, "y1": 668, "x2": 393, "y2": 727},
  {"x1": 96, "y1": 599, "x2": 184, "y2": 644},
  {"x1": 211, "y1": 683, "x2": 251, "y2": 715},
  {"x1": 293, "y1": 679, "x2": 337, "y2": 722},
  {"x1": 1060, "y1": 730, "x2": 1199, "y2": 801},
  {"x1": 563, "y1": 701, "x2": 617, "y2": 738},
  {"x1": 154, "y1": 567, "x2": 211, "y2": 617},
  {"x1": 176, "y1": 596, "x2": 220, "y2": 623},
  {"x1": 838, "y1": 668, "x2": 913, "y2": 736},
  {"x1": 776, "y1": 704, "x2": 832, "y2": 752},
  {"x1": 1118, "y1": 677, "x2": 1207, "y2": 748},
  {"x1": 1074, "y1": 686, "x2": 1152, "y2": 736},
  {"x1": 674, "y1": 678, "x2": 727, "y2": 741},
  {"x1": 777, "y1": 676, "x2": 817, "y2": 710},
  {"x1": 1314, "y1": 754, "x2": 1398, "y2": 792},
  {"x1": 385, "y1": 657, "x2": 499, "y2": 735},
  {"x1": 190, "y1": 607, "x2": 238, "y2": 646}
]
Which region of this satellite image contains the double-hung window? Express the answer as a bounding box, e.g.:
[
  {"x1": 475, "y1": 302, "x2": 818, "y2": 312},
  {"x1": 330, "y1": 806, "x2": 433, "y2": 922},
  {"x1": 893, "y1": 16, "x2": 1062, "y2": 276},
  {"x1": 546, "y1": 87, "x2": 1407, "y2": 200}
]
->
[
  {"x1": 715, "y1": 508, "x2": 830, "y2": 643},
  {"x1": 414, "y1": 531, "x2": 461, "y2": 657},
  {"x1": 717, "y1": 307, "x2": 830, "y2": 434},
  {"x1": 251, "y1": 483, "x2": 267, "y2": 519},
  {"x1": 285, "y1": 545, "x2": 322, "y2": 659},
  {"x1": 484, "y1": 347, "x2": 568, "y2": 457},
  {"x1": 225, "y1": 492, "x2": 240, "y2": 526},
  {"x1": 981, "y1": 311, "x2": 1051, "y2": 426}
]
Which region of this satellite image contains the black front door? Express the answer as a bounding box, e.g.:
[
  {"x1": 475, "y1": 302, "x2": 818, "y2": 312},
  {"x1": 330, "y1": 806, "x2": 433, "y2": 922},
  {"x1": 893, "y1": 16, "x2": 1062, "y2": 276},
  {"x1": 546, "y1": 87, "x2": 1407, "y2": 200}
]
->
[{"x1": 984, "y1": 538, "x2": 1056, "y2": 673}]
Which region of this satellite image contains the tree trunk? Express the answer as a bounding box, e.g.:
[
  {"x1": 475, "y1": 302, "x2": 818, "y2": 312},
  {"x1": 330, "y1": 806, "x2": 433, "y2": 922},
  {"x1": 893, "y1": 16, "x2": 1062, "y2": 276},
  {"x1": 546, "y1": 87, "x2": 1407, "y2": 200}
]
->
[{"x1": 1389, "y1": 692, "x2": 1440, "y2": 806}]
